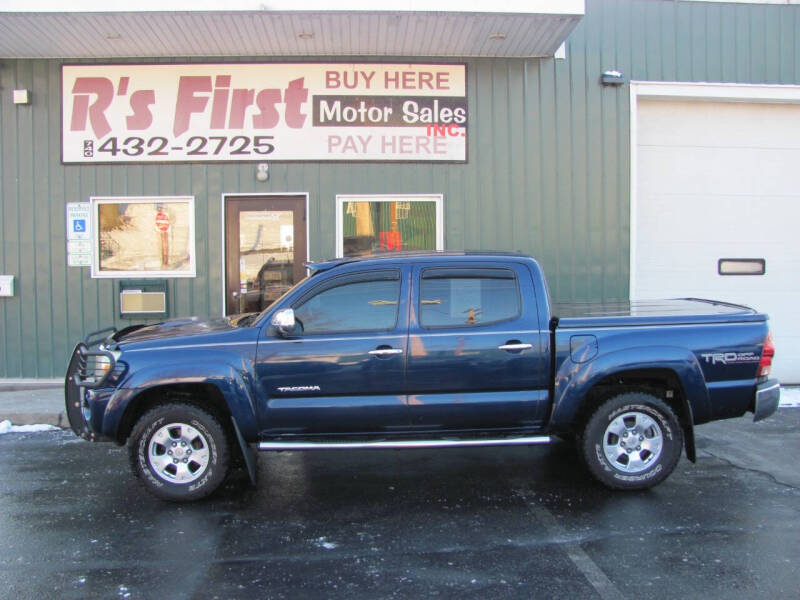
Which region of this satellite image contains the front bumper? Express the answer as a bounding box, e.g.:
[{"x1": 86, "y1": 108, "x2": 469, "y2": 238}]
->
[
  {"x1": 64, "y1": 330, "x2": 120, "y2": 441},
  {"x1": 65, "y1": 344, "x2": 92, "y2": 439},
  {"x1": 753, "y1": 379, "x2": 781, "y2": 422},
  {"x1": 65, "y1": 344, "x2": 111, "y2": 440}
]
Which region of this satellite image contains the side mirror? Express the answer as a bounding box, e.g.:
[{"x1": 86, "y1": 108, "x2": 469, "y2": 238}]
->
[{"x1": 271, "y1": 308, "x2": 296, "y2": 337}]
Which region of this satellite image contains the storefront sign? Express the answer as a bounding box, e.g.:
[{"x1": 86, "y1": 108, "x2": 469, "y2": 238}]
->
[
  {"x1": 66, "y1": 202, "x2": 92, "y2": 267},
  {"x1": 62, "y1": 63, "x2": 467, "y2": 163}
]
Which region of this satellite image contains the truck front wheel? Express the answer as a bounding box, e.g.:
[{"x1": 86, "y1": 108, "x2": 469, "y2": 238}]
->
[
  {"x1": 581, "y1": 393, "x2": 683, "y2": 490},
  {"x1": 128, "y1": 403, "x2": 231, "y2": 501}
]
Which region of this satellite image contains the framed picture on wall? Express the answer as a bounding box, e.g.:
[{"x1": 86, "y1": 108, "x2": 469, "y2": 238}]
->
[{"x1": 89, "y1": 196, "x2": 196, "y2": 278}]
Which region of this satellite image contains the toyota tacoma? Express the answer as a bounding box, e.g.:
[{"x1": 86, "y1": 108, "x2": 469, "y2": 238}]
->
[{"x1": 65, "y1": 253, "x2": 780, "y2": 501}]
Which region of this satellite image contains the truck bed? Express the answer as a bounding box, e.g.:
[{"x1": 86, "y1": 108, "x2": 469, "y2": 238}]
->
[{"x1": 553, "y1": 298, "x2": 765, "y2": 328}]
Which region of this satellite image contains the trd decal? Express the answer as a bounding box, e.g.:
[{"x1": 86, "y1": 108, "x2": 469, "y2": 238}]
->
[{"x1": 700, "y1": 352, "x2": 759, "y2": 365}]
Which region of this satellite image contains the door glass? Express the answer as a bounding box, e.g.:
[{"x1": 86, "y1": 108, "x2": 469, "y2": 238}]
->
[
  {"x1": 420, "y1": 269, "x2": 520, "y2": 328},
  {"x1": 341, "y1": 200, "x2": 437, "y2": 256},
  {"x1": 238, "y1": 210, "x2": 295, "y2": 313},
  {"x1": 294, "y1": 274, "x2": 401, "y2": 334}
]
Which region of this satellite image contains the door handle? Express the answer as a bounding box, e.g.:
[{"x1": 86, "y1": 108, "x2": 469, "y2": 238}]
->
[
  {"x1": 369, "y1": 347, "x2": 403, "y2": 357},
  {"x1": 498, "y1": 342, "x2": 533, "y2": 352}
]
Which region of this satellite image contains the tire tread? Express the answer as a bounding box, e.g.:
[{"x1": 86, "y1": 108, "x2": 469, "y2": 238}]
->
[
  {"x1": 581, "y1": 392, "x2": 683, "y2": 490},
  {"x1": 128, "y1": 402, "x2": 231, "y2": 501}
]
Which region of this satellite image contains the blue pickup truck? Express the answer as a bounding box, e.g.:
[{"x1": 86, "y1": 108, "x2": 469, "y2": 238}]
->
[{"x1": 66, "y1": 253, "x2": 780, "y2": 501}]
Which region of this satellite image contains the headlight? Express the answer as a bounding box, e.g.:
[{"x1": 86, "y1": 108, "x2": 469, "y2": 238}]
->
[
  {"x1": 92, "y1": 348, "x2": 122, "y2": 380},
  {"x1": 96, "y1": 355, "x2": 112, "y2": 377}
]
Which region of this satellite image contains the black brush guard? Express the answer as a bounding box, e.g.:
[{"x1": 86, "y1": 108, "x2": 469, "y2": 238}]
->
[{"x1": 64, "y1": 326, "x2": 124, "y2": 439}]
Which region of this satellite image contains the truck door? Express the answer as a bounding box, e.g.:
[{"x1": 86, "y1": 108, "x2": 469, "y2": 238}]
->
[
  {"x1": 405, "y1": 262, "x2": 549, "y2": 431},
  {"x1": 256, "y1": 267, "x2": 410, "y2": 435}
]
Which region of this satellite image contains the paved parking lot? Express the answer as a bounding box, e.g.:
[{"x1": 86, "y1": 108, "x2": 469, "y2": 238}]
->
[{"x1": 0, "y1": 409, "x2": 798, "y2": 599}]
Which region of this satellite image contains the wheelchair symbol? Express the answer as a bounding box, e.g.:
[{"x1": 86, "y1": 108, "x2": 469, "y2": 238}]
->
[{"x1": 73, "y1": 219, "x2": 86, "y2": 233}]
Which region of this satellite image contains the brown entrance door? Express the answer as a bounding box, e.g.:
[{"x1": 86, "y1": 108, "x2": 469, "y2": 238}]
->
[{"x1": 224, "y1": 195, "x2": 307, "y2": 316}]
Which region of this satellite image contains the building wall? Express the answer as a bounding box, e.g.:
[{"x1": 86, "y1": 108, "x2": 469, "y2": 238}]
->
[{"x1": 1, "y1": 0, "x2": 800, "y2": 378}]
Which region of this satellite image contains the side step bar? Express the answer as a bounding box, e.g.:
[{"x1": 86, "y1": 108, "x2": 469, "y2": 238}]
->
[{"x1": 258, "y1": 435, "x2": 551, "y2": 451}]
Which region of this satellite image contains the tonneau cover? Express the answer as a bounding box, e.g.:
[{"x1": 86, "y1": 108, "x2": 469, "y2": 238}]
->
[{"x1": 554, "y1": 298, "x2": 766, "y2": 328}]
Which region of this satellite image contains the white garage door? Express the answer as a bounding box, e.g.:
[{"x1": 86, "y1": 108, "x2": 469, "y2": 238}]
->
[{"x1": 633, "y1": 98, "x2": 800, "y2": 383}]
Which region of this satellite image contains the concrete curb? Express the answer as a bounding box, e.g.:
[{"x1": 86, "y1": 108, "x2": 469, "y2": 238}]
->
[
  {"x1": 0, "y1": 387, "x2": 66, "y2": 428},
  {"x1": 0, "y1": 379, "x2": 62, "y2": 392},
  {"x1": 1, "y1": 413, "x2": 68, "y2": 428}
]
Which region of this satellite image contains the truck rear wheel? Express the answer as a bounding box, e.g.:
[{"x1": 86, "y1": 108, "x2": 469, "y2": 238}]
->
[
  {"x1": 128, "y1": 403, "x2": 230, "y2": 501},
  {"x1": 581, "y1": 392, "x2": 683, "y2": 490}
]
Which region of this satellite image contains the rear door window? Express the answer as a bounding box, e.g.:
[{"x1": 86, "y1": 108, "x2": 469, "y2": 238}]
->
[{"x1": 419, "y1": 267, "x2": 520, "y2": 328}]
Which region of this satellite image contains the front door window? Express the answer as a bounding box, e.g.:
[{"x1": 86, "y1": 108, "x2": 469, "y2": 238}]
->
[{"x1": 293, "y1": 272, "x2": 401, "y2": 335}]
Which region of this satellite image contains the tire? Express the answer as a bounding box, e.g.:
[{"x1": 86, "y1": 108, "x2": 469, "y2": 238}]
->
[
  {"x1": 128, "y1": 403, "x2": 231, "y2": 502},
  {"x1": 581, "y1": 392, "x2": 683, "y2": 490}
]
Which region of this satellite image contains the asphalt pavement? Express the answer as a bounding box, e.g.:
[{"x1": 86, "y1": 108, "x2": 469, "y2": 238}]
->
[{"x1": 0, "y1": 408, "x2": 798, "y2": 599}]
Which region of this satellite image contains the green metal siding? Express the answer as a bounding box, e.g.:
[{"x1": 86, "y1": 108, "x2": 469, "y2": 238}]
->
[{"x1": 2, "y1": 0, "x2": 800, "y2": 377}]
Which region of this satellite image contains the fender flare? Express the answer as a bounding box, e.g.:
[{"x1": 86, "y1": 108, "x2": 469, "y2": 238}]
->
[
  {"x1": 103, "y1": 360, "x2": 260, "y2": 442},
  {"x1": 550, "y1": 345, "x2": 710, "y2": 463}
]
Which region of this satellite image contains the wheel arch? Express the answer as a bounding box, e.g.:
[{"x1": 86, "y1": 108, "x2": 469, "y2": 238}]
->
[
  {"x1": 114, "y1": 382, "x2": 234, "y2": 446},
  {"x1": 571, "y1": 368, "x2": 697, "y2": 463},
  {"x1": 103, "y1": 360, "x2": 260, "y2": 445},
  {"x1": 550, "y1": 345, "x2": 706, "y2": 464}
]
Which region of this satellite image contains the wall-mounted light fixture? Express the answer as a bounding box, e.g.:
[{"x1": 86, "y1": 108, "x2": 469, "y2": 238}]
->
[
  {"x1": 13, "y1": 89, "x2": 30, "y2": 105},
  {"x1": 601, "y1": 70, "x2": 625, "y2": 86},
  {"x1": 256, "y1": 163, "x2": 269, "y2": 182}
]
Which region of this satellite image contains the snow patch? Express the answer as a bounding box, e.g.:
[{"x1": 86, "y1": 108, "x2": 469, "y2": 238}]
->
[
  {"x1": 779, "y1": 386, "x2": 800, "y2": 408},
  {"x1": 314, "y1": 536, "x2": 338, "y2": 550},
  {"x1": 0, "y1": 420, "x2": 59, "y2": 434}
]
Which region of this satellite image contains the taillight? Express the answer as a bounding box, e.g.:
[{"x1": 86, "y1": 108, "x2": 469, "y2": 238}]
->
[{"x1": 758, "y1": 332, "x2": 775, "y2": 377}]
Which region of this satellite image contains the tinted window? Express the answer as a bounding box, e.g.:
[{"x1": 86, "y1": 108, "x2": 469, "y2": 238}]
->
[
  {"x1": 420, "y1": 269, "x2": 520, "y2": 328},
  {"x1": 294, "y1": 275, "x2": 400, "y2": 334},
  {"x1": 340, "y1": 199, "x2": 438, "y2": 257}
]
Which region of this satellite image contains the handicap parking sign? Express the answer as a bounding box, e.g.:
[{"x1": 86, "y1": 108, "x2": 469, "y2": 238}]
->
[{"x1": 66, "y1": 203, "x2": 91, "y2": 242}]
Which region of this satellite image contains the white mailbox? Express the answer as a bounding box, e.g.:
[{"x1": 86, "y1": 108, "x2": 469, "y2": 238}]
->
[{"x1": 0, "y1": 275, "x2": 14, "y2": 297}]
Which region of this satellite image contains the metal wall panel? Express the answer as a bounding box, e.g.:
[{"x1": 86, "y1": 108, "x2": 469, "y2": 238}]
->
[{"x1": 2, "y1": 0, "x2": 800, "y2": 377}]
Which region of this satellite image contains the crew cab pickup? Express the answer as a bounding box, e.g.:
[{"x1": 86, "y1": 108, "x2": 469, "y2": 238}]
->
[{"x1": 65, "y1": 253, "x2": 781, "y2": 501}]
